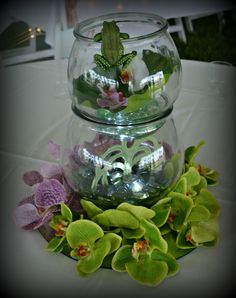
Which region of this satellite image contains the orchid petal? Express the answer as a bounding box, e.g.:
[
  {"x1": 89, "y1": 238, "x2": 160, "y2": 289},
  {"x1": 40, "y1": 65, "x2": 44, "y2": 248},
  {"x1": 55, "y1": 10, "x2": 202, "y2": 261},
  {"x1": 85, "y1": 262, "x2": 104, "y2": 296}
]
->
[
  {"x1": 23, "y1": 171, "x2": 43, "y2": 186},
  {"x1": 13, "y1": 203, "x2": 41, "y2": 229},
  {"x1": 34, "y1": 179, "x2": 67, "y2": 208},
  {"x1": 40, "y1": 163, "x2": 63, "y2": 180},
  {"x1": 48, "y1": 140, "x2": 61, "y2": 160}
]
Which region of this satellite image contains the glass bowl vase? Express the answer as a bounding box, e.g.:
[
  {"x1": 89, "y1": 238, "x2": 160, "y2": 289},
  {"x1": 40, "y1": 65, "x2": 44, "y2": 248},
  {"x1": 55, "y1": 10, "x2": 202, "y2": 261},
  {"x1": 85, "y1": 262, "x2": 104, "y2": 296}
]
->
[
  {"x1": 67, "y1": 12, "x2": 182, "y2": 125},
  {"x1": 62, "y1": 109, "x2": 183, "y2": 209}
]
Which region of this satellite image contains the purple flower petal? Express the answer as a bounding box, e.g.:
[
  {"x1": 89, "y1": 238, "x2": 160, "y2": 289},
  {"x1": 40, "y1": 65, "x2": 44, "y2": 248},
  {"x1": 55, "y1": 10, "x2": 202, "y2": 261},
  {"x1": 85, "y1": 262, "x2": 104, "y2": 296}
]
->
[
  {"x1": 18, "y1": 195, "x2": 34, "y2": 206},
  {"x1": 40, "y1": 163, "x2": 63, "y2": 182},
  {"x1": 23, "y1": 171, "x2": 43, "y2": 186},
  {"x1": 97, "y1": 97, "x2": 110, "y2": 108},
  {"x1": 23, "y1": 210, "x2": 54, "y2": 230},
  {"x1": 48, "y1": 140, "x2": 61, "y2": 160},
  {"x1": 34, "y1": 179, "x2": 67, "y2": 208},
  {"x1": 13, "y1": 203, "x2": 41, "y2": 229}
]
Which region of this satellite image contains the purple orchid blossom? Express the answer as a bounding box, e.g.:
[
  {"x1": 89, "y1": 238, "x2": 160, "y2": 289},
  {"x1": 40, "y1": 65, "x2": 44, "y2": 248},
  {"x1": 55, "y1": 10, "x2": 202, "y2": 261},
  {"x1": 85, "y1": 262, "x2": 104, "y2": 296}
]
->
[
  {"x1": 13, "y1": 179, "x2": 67, "y2": 230},
  {"x1": 97, "y1": 85, "x2": 128, "y2": 112},
  {"x1": 13, "y1": 141, "x2": 82, "y2": 230}
]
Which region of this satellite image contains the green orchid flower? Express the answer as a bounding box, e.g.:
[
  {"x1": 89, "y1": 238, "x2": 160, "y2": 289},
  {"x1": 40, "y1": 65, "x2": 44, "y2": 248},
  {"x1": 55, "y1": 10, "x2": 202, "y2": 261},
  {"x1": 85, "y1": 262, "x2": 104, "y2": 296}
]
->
[
  {"x1": 47, "y1": 203, "x2": 73, "y2": 253},
  {"x1": 151, "y1": 192, "x2": 193, "y2": 232},
  {"x1": 66, "y1": 219, "x2": 122, "y2": 276},
  {"x1": 184, "y1": 141, "x2": 219, "y2": 185},
  {"x1": 112, "y1": 218, "x2": 179, "y2": 286},
  {"x1": 176, "y1": 189, "x2": 220, "y2": 248}
]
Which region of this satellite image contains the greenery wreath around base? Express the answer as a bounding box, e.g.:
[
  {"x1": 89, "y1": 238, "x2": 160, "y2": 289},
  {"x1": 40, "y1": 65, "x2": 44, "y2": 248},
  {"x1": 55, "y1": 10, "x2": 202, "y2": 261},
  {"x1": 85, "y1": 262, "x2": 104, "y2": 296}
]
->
[{"x1": 14, "y1": 141, "x2": 220, "y2": 287}]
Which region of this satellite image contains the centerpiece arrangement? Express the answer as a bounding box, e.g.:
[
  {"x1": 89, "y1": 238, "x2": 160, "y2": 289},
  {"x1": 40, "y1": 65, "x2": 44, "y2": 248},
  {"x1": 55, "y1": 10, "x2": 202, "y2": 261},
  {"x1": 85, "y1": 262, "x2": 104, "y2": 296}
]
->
[{"x1": 14, "y1": 12, "x2": 220, "y2": 287}]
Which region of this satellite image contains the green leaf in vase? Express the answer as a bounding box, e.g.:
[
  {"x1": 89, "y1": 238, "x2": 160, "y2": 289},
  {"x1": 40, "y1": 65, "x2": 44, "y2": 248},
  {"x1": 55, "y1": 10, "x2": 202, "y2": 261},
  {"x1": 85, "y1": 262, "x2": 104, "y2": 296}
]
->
[{"x1": 142, "y1": 49, "x2": 174, "y2": 75}]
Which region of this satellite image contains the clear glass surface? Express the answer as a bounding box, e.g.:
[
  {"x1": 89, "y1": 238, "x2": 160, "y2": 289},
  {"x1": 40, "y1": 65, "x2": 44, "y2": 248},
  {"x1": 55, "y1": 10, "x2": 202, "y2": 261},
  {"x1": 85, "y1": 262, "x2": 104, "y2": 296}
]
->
[
  {"x1": 67, "y1": 12, "x2": 182, "y2": 125},
  {"x1": 61, "y1": 111, "x2": 183, "y2": 209}
]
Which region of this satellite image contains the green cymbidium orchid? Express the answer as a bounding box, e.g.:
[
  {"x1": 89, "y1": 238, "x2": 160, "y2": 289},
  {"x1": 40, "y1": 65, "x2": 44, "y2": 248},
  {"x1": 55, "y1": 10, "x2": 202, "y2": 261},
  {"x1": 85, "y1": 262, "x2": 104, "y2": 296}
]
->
[
  {"x1": 66, "y1": 219, "x2": 122, "y2": 276},
  {"x1": 47, "y1": 203, "x2": 73, "y2": 253},
  {"x1": 43, "y1": 142, "x2": 221, "y2": 287},
  {"x1": 112, "y1": 218, "x2": 179, "y2": 287},
  {"x1": 176, "y1": 188, "x2": 220, "y2": 248},
  {"x1": 184, "y1": 141, "x2": 219, "y2": 185}
]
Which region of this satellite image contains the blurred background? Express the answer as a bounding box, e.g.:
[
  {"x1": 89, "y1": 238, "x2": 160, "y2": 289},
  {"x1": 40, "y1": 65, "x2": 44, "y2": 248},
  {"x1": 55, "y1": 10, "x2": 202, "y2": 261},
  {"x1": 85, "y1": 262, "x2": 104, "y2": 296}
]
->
[{"x1": 0, "y1": 0, "x2": 236, "y2": 67}]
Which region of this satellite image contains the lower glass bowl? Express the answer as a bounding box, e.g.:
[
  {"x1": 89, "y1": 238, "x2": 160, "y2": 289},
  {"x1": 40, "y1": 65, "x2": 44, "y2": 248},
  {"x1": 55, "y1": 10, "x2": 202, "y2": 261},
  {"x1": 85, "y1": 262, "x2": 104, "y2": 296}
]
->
[{"x1": 61, "y1": 109, "x2": 183, "y2": 209}]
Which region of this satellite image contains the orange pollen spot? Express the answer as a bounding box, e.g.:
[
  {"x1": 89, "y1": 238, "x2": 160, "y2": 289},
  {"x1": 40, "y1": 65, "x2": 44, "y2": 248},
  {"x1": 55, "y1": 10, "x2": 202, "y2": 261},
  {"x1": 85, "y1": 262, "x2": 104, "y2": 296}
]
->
[
  {"x1": 121, "y1": 70, "x2": 132, "y2": 83},
  {"x1": 55, "y1": 221, "x2": 68, "y2": 237},
  {"x1": 134, "y1": 240, "x2": 148, "y2": 253},
  {"x1": 185, "y1": 233, "x2": 193, "y2": 242},
  {"x1": 167, "y1": 212, "x2": 175, "y2": 224},
  {"x1": 76, "y1": 245, "x2": 89, "y2": 257},
  {"x1": 198, "y1": 164, "x2": 206, "y2": 175}
]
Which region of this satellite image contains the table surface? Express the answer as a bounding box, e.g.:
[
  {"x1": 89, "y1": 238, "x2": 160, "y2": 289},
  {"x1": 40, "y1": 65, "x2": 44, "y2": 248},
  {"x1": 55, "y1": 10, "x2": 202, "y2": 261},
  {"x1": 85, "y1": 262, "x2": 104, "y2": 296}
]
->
[{"x1": 0, "y1": 59, "x2": 235, "y2": 297}]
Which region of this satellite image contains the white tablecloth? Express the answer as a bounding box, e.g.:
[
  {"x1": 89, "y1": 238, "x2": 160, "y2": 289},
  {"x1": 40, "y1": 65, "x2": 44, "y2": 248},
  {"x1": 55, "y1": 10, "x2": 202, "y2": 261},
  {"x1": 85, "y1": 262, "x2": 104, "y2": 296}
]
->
[{"x1": 0, "y1": 59, "x2": 235, "y2": 297}]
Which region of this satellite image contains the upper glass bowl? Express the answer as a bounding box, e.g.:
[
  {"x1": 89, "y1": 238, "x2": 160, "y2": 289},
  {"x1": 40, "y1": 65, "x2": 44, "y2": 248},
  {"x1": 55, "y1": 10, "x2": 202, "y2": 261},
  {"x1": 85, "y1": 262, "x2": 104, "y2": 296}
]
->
[{"x1": 68, "y1": 12, "x2": 182, "y2": 125}]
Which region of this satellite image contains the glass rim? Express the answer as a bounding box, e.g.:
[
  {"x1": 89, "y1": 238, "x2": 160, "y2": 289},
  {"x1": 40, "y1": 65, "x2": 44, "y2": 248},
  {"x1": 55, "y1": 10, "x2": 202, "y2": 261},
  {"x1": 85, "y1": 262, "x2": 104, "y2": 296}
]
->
[
  {"x1": 74, "y1": 12, "x2": 168, "y2": 42},
  {"x1": 71, "y1": 104, "x2": 173, "y2": 127}
]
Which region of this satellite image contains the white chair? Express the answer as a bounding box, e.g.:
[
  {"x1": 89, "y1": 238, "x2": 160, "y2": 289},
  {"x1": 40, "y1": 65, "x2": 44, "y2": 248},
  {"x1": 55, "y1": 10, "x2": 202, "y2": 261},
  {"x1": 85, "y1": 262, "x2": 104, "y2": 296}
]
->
[
  {"x1": 168, "y1": 18, "x2": 187, "y2": 43},
  {"x1": 1, "y1": 48, "x2": 55, "y2": 67},
  {"x1": 0, "y1": 27, "x2": 55, "y2": 67},
  {"x1": 54, "y1": 24, "x2": 75, "y2": 60},
  {"x1": 184, "y1": 12, "x2": 224, "y2": 32}
]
